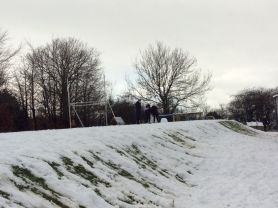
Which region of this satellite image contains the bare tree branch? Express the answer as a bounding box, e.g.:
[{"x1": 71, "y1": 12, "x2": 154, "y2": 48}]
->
[{"x1": 0, "y1": 30, "x2": 20, "y2": 87}]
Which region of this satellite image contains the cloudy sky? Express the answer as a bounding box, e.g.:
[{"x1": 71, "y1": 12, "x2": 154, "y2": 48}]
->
[{"x1": 1, "y1": 0, "x2": 278, "y2": 107}]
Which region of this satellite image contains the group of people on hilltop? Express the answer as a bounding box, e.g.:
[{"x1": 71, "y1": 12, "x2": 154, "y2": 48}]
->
[{"x1": 135, "y1": 99, "x2": 159, "y2": 124}]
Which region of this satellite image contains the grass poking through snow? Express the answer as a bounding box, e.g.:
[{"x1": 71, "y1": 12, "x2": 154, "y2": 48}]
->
[{"x1": 219, "y1": 121, "x2": 257, "y2": 136}]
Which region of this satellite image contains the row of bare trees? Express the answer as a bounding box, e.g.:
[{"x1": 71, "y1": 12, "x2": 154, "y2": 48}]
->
[
  {"x1": 14, "y1": 38, "x2": 104, "y2": 129},
  {"x1": 0, "y1": 30, "x2": 27, "y2": 131},
  {"x1": 0, "y1": 31, "x2": 19, "y2": 88},
  {"x1": 0, "y1": 29, "x2": 212, "y2": 131}
]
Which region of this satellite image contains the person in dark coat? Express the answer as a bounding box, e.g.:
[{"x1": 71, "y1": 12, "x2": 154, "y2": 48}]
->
[
  {"x1": 151, "y1": 105, "x2": 159, "y2": 123},
  {"x1": 145, "y1": 104, "x2": 151, "y2": 123},
  {"x1": 262, "y1": 116, "x2": 269, "y2": 131},
  {"x1": 135, "y1": 99, "x2": 141, "y2": 124}
]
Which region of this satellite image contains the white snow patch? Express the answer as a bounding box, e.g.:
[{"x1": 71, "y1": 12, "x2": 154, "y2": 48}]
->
[{"x1": 0, "y1": 120, "x2": 277, "y2": 207}]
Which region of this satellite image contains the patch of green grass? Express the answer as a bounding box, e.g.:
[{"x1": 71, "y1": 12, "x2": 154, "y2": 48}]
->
[
  {"x1": 14, "y1": 201, "x2": 28, "y2": 208},
  {"x1": 118, "y1": 169, "x2": 134, "y2": 180},
  {"x1": 175, "y1": 174, "x2": 196, "y2": 187},
  {"x1": 125, "y1": 144, "x2": 158, "y2": 170},
  {"x1": 118, "y1": 168, "x2": 150, "y2": 188},
  {"x1": 62, "y1": 157, "x2": 74, "y2": 167},
  {"x1": 45, "y1": 161, "x2": 64, "y2": 179},
  {"x1": 89, "y1": 151, "x2": 102, "y2": 161},
  {"x1": 165, "y1": 132, "x2": 195, "y2": 149},
  {"x1": 152, "y1": 135, "x2": 165, "y2": 140},
  {"x1": 118, "y1": 191, "x2": 147, "y2": 205},
  {"x1": 89, "y1": 151, "x2": 153, "y2": 189},
  {"x1": 175, "y1": 174, "x2": 186, "y2": 184},
  {"x1": 105, "y1": 160, "x2": 121, "y2": 170},
  {"x1": 12, "y1": 166, "x2": 50, "y2": 191},
  {"x1": 219, "y1": 121, "x2": 257, "y2": 136},
  {"x1": 88, "y1": 151, "x2": 105, "y2": 163},
  {"x1": 119, "y1": 194, "x2": 135, "y2": 204},
  {"x1": 146, "y1": 180, "x2": 164, "y2": 190},
  {"x1": 30, "y1": 187, "x2": 70, "y2": 208},
  {"x1": 106, "y1": 145, "x2": 127, "y2": 157},
  {"x1": 94, "y1": 188, "x2": 102, "y2": 197},
  {"x1": 10, "y1": 179, "x2": 29, "y2": 191},
  {"x1": 187, "y1": 170, "x2": 193, "y2": 175},
  {"x1": 88, "y1": 151, "x2": 125, "y2": 171},
  {"x1": 94, "y1": 188, "x2": 113, "y2": 205},
  {"x1": 142, "y1": 182, "x2": 150, "y2": 188},
  {"x1": 158, "y1": 133, "x2": 199, "y2": 159},
  {"x1": 61, "y1": 157, "x2": 111, "y2": 188},
  {"x1": 155, "y1": 132, "x2": 188, "y2": 149},
  {"x1": 130, "y1": 144, "x2": 140, "y2": 154},
  {"x1": 176, "y1": 131, "x2": 196, "y2": 141},
  {"x1": 124, "y1": 143, "x2": 171, "y2": 179},
  {"x1": 89, "y1": 151, "x2": 131, "y2": 174},
  {"x1": 0, "y1": 190, "x2": 10, "y2": 200},
  {"x1": 158, "y1": 170, "x2": 169, "y2": 178},
  {"x1": 11, "y1": 166, "x2": 70, "y2": 208},
  {"x1": 80, "y1": 156, "x2": 94, "y2": 168},
  {"x1": 118, "y1": 194, "x2": 144, "y2": 205}
]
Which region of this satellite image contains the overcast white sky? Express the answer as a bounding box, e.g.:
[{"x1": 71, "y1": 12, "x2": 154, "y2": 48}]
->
[{"x1": 1, "y1": 0, "x2": 278, "y2": 107}]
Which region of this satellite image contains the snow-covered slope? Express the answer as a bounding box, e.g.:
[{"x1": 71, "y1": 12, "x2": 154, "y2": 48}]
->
[{"x1": 0, "y1": 120, "x2": 278, "y2": 208}]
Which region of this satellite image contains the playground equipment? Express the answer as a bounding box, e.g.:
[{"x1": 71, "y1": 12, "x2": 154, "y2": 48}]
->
[{"x1": 67, "y1": 75, "x2": 124, "y2": 128}]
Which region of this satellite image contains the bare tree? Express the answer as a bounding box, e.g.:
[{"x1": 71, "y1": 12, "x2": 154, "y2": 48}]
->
[
  {"x1": 14, "y1": 58, "x2": 38, "y2": 129},
  {"x1": 128, "y1": 42, "x2": 211, "y2": 114},
  {"x1": 0, "y1": 30, "x2": 19, "y2": 87},
  {"x1": 19, "y1": 38, "x2": 103, "y2": 128}
]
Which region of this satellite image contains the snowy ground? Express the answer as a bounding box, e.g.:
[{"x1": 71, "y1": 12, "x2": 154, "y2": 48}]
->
[{"x1": 0, "y1": 120, "x2": 278, "y2": 208}]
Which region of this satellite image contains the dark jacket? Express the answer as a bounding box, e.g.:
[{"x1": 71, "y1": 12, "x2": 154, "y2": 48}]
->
[
  {"x1": 151, "y1": 105, "x2": 158, "y2": 116},
  {"x1": 135, "y1": 100, "x2": 141, "y2": 114}
]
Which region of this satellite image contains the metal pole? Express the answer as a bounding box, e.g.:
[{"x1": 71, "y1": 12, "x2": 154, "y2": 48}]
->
[
  {"x1": 276, "y1": 98, "x2": 278, "y2": 130},
  {"x1": 274, "y1": 95, "x2": 278, "y2": 130},
  {"x1": 72, "y1": 105, "x2": 84, "y2": 127},
  {"x1": 108, "y1": 102, "x2": 116, "y2": 118},
  {"x1": 104, "y1": 74, "x2": 108, "y2": 126},
  {"x1": 67, "y1": 78, "x2": 72, "y2": 128}
]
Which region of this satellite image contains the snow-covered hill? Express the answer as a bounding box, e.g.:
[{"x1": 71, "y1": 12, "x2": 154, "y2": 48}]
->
[{"x1": 0, "y1": 120, "x2": 278, "y2": 208}]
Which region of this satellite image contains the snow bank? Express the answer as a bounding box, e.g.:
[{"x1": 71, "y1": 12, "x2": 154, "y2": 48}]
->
[
  {"x1": 0, "y1": 120, "x2": 277, "y2": 208},
  {"x1": 246, "y1": 121, "x2": 264, "y2": 127}
]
